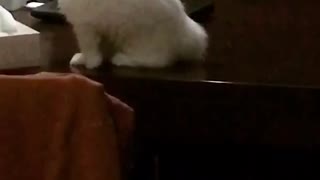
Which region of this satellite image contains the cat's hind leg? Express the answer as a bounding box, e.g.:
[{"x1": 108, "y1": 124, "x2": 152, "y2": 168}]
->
[{"x1": 111, "y1": 36, "x2": 173, "y2": 68}]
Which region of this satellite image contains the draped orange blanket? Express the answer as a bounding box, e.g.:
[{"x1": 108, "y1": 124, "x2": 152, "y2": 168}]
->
[{"x1": 0, "y1": 72, "x2": 134, "y2": 180}]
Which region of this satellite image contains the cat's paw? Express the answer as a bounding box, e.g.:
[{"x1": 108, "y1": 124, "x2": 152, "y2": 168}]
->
[
  {"x1": 70, "y1": 53, "x2": 85, "y2": 66},
  {"x1": 85, "y1": 54, "x2": 103, "y2": 69},
  {"x1": 70, "y1": 53, "x2": 103, "y2": 69},
  {"x1": 111, "y1": 53, "x2": 136, "y2": 67}
]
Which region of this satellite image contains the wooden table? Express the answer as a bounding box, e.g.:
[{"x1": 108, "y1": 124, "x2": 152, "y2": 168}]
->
[{"x1": 6, "y1": 0, "x2": 319, "y2": 179}]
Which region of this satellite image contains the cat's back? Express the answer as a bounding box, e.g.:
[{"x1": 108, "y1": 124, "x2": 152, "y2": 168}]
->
[{"x1": 59, "y1": 0, "x2": 186, "y2": 26}]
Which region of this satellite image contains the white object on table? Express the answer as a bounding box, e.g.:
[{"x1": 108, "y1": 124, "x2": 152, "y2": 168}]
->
[
  {"x1": 0, "y1": 21, "x2": 40, "y2": 70},
  {"x1": 25, "y1": 2, "x2": 44, "y2": 9},
  {"x1": 0, "y1": 4, "x2": 40, "y2": 70},
  {"x1": 0, "y1": 5, "x2": 17, "y2": 36}
]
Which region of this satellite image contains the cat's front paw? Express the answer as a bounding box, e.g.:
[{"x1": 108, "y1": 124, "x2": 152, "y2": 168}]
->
[
  {"x1": 85, "y1": 54, "x2": 103, "y2": 69},
  {"x1": 70, "y1": 53, "x2": 85, "y2": 66},
  {"x1": 70, "y1": 53, "x2": 103, "y2": 69}
]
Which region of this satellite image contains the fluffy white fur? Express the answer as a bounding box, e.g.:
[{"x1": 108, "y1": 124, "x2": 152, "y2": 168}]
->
[{"x1": 59, "y1": 0, "x2": 208, "y2": 69}]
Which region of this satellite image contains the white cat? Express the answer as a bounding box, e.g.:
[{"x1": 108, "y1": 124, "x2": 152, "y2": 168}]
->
[{"x1": 58, "y1": 0, "x2": 208, "y2": 69}]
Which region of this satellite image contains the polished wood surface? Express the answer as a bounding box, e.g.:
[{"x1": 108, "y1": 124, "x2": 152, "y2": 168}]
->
[{"x1": 4, "y1": 1, "x2": 319, "y2": 179}]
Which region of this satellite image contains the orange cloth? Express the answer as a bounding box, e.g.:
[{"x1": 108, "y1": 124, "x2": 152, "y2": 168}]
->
[{"x1": 0, "y1": 72, "x2": 134, "y2": 180}]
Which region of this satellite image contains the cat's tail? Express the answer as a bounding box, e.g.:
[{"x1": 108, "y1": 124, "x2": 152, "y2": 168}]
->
[{"x1": 178, "y1": 17, "x2": 208, "y2": 61}]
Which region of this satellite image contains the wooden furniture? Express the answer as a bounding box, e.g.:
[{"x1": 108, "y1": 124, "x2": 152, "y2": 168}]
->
[{"x1": 4, "y1": 0, "x2": 318, "y2": 179}]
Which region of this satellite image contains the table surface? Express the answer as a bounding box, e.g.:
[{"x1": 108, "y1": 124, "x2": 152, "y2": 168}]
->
[{"x1": 5, "y1": 0, "x2": 320, "y2": 90}]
